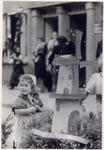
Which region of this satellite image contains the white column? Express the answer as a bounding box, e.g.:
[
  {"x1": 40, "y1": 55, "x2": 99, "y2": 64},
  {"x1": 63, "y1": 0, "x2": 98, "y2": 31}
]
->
[
  {"x1": 27, "y1": 11, "x2": 29, "y2": 56},
  {"x1": 7, "y1": 15, "x2": 11, "y2": 37},
  {"x1": 7, "y1": 15, "x2": 11, "y2": 59},
  {"x1": 57, "y1": 6, "x2": 69, "y2": 39},
  {"x1": 32, "y1": 10, "x2": 43, "y2": 51},
  {"x1": 21, "y1": 14, "x2": 26, "y2": 57},
  {"x1": 85, "y1": 2, "x2": 95, "y2": 83},
  {"x1": 27, "y1": 10, "x2": 33, "y2": 64},
  {"x1": 3, "y1": 16, "x2": 6, "y2": 49}
]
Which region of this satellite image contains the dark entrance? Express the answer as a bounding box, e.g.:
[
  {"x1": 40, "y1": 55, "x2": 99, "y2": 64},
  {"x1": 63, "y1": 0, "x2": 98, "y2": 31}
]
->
[
  {"x1": 70, "y1": 14, "x2": 86, "y2": 87},
  {"x1": 44, "y1": 17, "x2": 58, "y2": 43},
  {"x1": 11, "y1": 15, "x2": 18, "y2": 53}
]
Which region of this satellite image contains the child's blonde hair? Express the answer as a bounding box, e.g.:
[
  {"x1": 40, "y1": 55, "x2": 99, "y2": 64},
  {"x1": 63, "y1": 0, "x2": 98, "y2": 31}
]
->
[{"x1": 18, "y1": 75, "x2": 37, "y2": 94}]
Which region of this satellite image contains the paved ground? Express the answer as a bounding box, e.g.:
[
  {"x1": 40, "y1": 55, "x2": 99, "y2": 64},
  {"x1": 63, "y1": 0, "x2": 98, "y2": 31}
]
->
[{"x1": 2, "y1": 85, "x2": 98, "y2": 149}]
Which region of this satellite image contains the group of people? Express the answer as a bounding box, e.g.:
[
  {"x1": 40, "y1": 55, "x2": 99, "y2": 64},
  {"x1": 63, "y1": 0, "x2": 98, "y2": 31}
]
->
[
  {"x1": 7, "y1": 31, "x2": 102, "y2": 95},
  {"x1": 33, "y1": 31, "x2": 75, "y2": 92},
  {"x1": 7, "y1": 31, "x2": 75, "y2": 91}
]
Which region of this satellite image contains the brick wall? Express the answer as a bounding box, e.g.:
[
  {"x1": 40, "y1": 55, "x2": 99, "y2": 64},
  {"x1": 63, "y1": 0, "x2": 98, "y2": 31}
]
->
[{"x1": 94, "y1": 2, "x2": 103, "y2": 56}]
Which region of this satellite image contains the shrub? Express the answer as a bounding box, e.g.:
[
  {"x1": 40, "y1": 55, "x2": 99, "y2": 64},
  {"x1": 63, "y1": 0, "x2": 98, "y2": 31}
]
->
[
  {"x1": 18, "y1": 109, "x2": 102, "y2": 149},
  {"x1": 81, "y1": 117, "x2": 102, "y2": 149},
  {"x1": 1, "y1": 120, "x2": 13, "y2": 147}
]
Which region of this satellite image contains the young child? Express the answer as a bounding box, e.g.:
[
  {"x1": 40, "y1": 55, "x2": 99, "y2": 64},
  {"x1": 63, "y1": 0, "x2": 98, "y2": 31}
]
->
[
  {"x1": 12, "y1": 74, "x2": 43, "y2": 148},
  {"x1": 80, "y1": 53, "x2": 102, "y2": 120}
]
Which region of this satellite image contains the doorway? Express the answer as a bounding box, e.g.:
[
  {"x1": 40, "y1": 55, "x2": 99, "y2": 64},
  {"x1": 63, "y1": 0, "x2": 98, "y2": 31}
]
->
[
  {"x1": 70, "y1": 14, "x2": 86, "y2": 87},
  {"x1": 44, "y1": 17, "x2": 58, "y2": 43},
  {"x1": 11, "y1": 15, "x2": 18, "y2": 53}
]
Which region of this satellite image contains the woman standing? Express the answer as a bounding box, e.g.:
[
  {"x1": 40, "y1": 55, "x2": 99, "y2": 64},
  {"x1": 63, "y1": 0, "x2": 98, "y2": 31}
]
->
[
  {"x1": 8, "y1": 46, "x2": 24, "y2": 89},
  {"x1": 33, "y1": 37, "x2": 47, "y2": 92}
]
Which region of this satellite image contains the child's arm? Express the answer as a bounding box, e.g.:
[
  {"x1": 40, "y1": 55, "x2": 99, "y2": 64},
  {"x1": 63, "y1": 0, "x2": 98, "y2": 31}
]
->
[
  {"x1": 14, "y1": 106, "x2": 37, "y2": 115},
  {"x1": 34, "y1": 93, "x2": 43, "y2": 108},
  {"x1": 35, "y1": 95, "x2": 43, "y2": 112},
  {"x1": 37, "y1": 98, "x2": 43, "y2": 108},
  {"x1": 35, "y1": 99, "x2": 43, "y2": 112},
  {"x1": 35, "y1": 105, "x2": 43, "y2": 112}
]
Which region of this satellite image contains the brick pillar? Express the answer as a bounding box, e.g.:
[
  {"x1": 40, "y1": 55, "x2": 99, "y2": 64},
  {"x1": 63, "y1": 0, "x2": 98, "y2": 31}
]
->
[
  {"x1": 7, "y1": 15, "x2": 11, "y2": 59},
  {"x1": 25, "y1": 10, "x2": 35, "y2": 75},
  {"x1": 21, "y1": 14, "x2": 26, "y2": 57},
  {"x1": 32, "y1": 10, "x2": 44, "y2": 51},
  {"x1": 27, "y1": 10, "x2": 33, "y2": 64},
  {"x1": 27, "y1": 11, "x2": 30, "y2": 56},
  {"x1": 57, "y1": 6, "x2": 69, "y2": 39},
  {"x1": 3, "y1": 15, "x2": 6, "y2": 49},
  {"x1": 85, "y1": 2, "x2": 95, "y2": 83},
  {"x1": 7, "y1": 15, "x2": 11, "y2": 37}
]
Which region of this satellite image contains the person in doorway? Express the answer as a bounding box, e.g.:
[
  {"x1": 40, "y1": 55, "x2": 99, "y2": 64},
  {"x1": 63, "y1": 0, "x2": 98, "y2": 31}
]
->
[
  {"x1": 8, "y1": 46, "x2": 24, "y2": 89},
  {"x1": 47, "y1": 31, "x2": 59, "y2": 55},
  {"x1": 80, "y1": 53, "x2": 103, "y2": 120},
  {"x1": 12, "y1": 74, "x2": 43, "y2": 148},
  {"x1": 48, "y1": 36, "x2": 75, "y2": 64},
  {"x1": 33, "y1": 37, "x2": 47, "y2": 92}
]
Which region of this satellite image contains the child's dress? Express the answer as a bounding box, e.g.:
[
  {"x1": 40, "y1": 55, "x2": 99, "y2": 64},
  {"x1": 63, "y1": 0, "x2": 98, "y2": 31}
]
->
[
  {"x1": 12, "y1": 93, "x2": 43, "y2": 148},
  {"x1": 85, "y1": 72, "x2": 102, "y2": 119}
]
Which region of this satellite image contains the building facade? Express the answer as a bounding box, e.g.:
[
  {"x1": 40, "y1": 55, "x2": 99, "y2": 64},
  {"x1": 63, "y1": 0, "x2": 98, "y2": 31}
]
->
[{"x1": 3, "y1": 1, "x2": 103, "y2": 85}]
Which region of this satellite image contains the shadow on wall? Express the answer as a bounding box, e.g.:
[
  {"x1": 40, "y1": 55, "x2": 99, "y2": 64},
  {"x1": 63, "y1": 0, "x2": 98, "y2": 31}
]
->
[{"x1": 2, "y1": 63, "x2": 34, "y2": 85}]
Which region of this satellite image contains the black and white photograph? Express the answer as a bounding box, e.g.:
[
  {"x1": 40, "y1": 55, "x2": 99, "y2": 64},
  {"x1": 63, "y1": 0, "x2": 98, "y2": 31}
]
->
[{"x1": 2, "y1": 1, "x2": 103, "y2": 149}]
